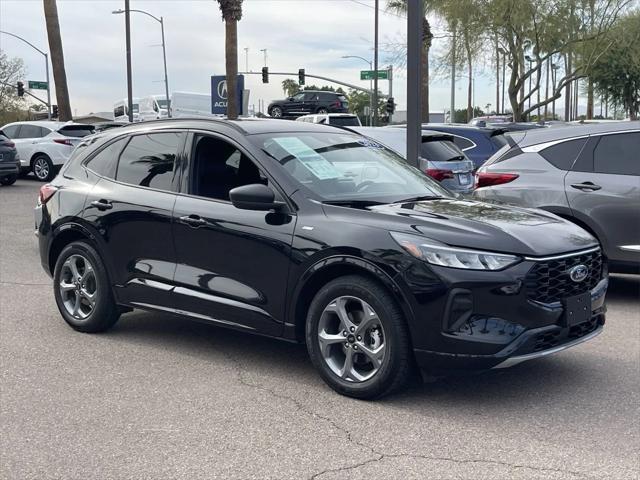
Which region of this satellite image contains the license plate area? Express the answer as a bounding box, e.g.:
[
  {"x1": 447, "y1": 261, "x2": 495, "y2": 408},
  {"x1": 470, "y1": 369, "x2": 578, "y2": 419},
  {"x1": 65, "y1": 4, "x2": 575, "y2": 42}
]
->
[
  {"x1": 563, "y1": 292, "x2": 592, "y2": 326},
  {"x1": 458, "y1": 173, "x2": 471, "y2": 185}
]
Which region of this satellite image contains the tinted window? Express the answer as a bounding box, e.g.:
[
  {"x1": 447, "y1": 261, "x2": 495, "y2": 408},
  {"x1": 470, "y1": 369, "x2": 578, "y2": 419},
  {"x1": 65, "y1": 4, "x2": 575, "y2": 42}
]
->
[
  {"x1": 540, "y1": 138, "x2": 588, "y2": 170},
  {"x1": 114, "y1": 105, "x2": 125, "y2": 117},
  {"x1": 593, "y1": 133, "x2": 640, "y2": 176},
  {"x1": 304, "y1": 92, "x2": 318, "y2": 101},
  {"x1": 86, "y1": 138, "x2": 127, "y2": 178},
  {"x1": 116, "y1": 132, "x2": 181, "y2": 191},
  {"x1": 2, "y1": 125, "x2": 19, "y2": 138},
  {"x1": 329, "y1": 116, "x2": 360, "y2": 126},
  {"x1": 490, "y1": 133, "x2": 509, "y2": 149},
  {"x1": 452, "y1": 136, "x2": 474, "y2": 150},
  {"x1": 18, "y1": 125, "x2": 46, "y2": 139},
  {"x1": 59, "y1": 125, "x2": 95, "y2": 138},
  {"x1": 319, "y1": 92, "x2": 335, "y2": 101},
  {"x1": 421, "y1": 139, "x2": 466, "y2": 162},
  {"x1": 292, "y1": 93, "x2": 305, "y2": 101},
  {"x1": 192, "y1": 135, "x2": 267, "y2": 201}
]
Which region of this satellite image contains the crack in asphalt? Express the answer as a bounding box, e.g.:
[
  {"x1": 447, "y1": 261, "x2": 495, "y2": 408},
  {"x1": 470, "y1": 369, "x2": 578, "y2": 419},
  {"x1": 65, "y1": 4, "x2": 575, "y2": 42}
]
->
[
  {"x1": 0, "y1": 281, "x2": 50, "y2": 286},
  {"x1": 193, "y1": 326, "x2": 596, "y2": 480}
]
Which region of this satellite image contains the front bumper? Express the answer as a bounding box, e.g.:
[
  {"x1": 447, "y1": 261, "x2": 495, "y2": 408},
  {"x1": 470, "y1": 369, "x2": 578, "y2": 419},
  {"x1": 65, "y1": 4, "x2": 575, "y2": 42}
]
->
[{"x1": 401, "y1": 253, "x2": 608, "y2": 372}]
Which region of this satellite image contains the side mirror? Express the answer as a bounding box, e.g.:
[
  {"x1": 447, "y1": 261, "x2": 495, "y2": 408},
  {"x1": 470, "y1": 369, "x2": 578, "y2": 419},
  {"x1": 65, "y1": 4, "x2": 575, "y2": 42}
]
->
[{"x1": 229, "y1": 183, "x2": 284, "y2": 211}]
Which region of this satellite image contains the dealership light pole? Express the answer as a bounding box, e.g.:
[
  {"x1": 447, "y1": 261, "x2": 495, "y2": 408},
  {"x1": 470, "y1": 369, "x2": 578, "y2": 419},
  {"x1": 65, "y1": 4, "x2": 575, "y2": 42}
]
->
[
  {"x1": 113, "y1": 6, "x2": 171, "y2": 117},
  {"x1": 0, "y1": 30, "x2": 51, "y2": 119},
  {"x1": 373, "y1": 0, "x2": 379, "y2": 126},
  {"x1": 342, "y1": 55, "x2": 373, "y2": 126},
  {"x1": 407, "y1": 0, "x2": 422, "y2": 169}
]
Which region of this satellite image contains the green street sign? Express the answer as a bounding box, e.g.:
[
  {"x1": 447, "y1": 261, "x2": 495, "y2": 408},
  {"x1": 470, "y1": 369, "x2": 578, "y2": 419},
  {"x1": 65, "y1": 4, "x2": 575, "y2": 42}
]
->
[
  {"x1": 28, "y1": 81, "x2": 48, "y2": 90},
  {"x1": 360, "y1": 70, "x2": 389, "y2": 81}
]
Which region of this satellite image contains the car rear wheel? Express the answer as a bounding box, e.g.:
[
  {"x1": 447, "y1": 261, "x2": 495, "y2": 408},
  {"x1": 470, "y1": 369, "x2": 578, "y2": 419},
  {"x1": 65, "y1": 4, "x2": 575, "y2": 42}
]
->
[
  {"x1": 0, "y1": 174, "x2": 17, "y2": 186},
  {"x1": 317, "y1": 107, "x2": 329, "y2": 114},
  {"x1": 32, "y1": 154, "x2": 55, "y2": 182},
  {"x1": 270, "y1": 106, "x2": 283, "y2": 118},
  {"x1": 53, "y1": 241, "x2": 121, "y2": 333},
  {"x1": 306, "y1": 275, "x2": 413, "y2": 399}
]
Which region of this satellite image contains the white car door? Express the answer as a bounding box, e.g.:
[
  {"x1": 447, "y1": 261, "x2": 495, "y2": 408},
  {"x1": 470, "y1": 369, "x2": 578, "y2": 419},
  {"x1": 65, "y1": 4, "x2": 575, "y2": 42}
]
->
[{"x1": 14, "y1": 125, "x2": 48, "y2": 168}]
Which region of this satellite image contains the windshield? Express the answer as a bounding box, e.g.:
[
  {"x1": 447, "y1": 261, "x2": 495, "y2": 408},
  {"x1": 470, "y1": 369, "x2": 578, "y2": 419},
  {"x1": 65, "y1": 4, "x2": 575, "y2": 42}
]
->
[
  {"x1": 251, "y1": 132, "x2": 452, "y2": 203},
  {"x1": 157, "y1": 99, "x2": 168, "y2": 108}
]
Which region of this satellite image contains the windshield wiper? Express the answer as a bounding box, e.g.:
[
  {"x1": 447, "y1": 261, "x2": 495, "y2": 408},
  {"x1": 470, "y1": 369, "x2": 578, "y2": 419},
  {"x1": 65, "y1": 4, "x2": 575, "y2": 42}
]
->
[{"x1": 392, "y1": 195, "x2": 448, "y2": 204}]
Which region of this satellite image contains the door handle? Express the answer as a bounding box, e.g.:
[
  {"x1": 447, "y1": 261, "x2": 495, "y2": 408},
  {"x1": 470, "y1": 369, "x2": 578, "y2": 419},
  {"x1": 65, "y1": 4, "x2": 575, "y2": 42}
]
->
[
  {"x1": 571, "y1": 182, "x2": 602, "y2": 191},
  {"x1": 90, "y1": 199, "x2": 113, "y2": 210},
  {"x1": 179, "y1": 214, "x2": 207, "y2": 227}
]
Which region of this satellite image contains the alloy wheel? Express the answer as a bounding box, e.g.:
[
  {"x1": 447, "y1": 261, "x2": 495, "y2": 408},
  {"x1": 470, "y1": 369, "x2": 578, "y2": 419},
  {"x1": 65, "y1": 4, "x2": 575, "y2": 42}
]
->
[
  {"x1": 317, "y1": 296, "x2": 386, "y2": 382},
  {"x1": 59, "y1": 254, "x2": 97, "y2": 320},
  {"x1": 271, "y1": 107, "x2": 283, "y2": 118},
  {"x1": 33, "y1": 157, "x2": 50, "y2": 181}
]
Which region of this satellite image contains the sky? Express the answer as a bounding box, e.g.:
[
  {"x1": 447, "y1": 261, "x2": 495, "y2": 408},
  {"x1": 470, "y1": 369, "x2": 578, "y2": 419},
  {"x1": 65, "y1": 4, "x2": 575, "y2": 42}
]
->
[{"x1": 0, "y1": 0, "x2": 558, "y2": 117}]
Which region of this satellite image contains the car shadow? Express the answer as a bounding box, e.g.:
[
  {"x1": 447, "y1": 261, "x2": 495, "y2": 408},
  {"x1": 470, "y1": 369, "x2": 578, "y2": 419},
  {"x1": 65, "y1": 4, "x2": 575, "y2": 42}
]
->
[{"x1": 102, "y1": 307, "x2": 623, "y2": 411}]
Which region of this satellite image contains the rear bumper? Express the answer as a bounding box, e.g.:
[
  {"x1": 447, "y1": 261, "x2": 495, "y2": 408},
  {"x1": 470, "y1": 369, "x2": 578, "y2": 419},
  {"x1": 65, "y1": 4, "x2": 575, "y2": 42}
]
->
[{"x1": 0, "y1": 161, "x2": 20, "y2": 176}]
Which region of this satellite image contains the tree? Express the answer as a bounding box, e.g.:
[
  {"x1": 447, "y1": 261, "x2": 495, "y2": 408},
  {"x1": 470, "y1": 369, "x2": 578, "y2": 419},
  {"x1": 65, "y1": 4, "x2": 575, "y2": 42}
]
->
[
  {"x1": 282, "y1": 79, "x2": 299, "y2": 97},
  {"x1": 347, "y1": 89, "x2": 385, "y2": 124},
  {"x1": 590, "y1": 11, "x2": 640, "y2": 120},
  {"x1": 486, "y1": 0, "x2": 630, "y2": 121},
  {"x1": 43, "y1": 0, "x2": 72, "y2": 121},
  {"x1": 387, "y1": 0, "x2": 445, "y2": 121},
  {"x1": 0, "y1": 50, "x2": 26, "y2": 114},
  {"x1": 217, "y1": 0, "x2": 243, "y2": 119}
]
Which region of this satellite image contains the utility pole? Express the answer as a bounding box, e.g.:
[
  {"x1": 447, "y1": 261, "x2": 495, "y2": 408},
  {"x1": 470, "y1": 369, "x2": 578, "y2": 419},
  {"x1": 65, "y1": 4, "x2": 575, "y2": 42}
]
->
[
  {"x1": 244, "y1": 47, "x2": 249, "y2": 72},
  {"x1": 450, "y1": 23, "x2": 456, "y2": 122},
  {"x1": 124, "y1": 0, "x2": 133, "y2": 123},
  {"x1": 500, "y1": 49, "x2": 506, "y2": 114},
  {"x1": 160, "y1": 16, "x2": 170, "y2": 117},
  {"x1": 388, "y1": 64, "x2": 393, "y2": 124},
  {"x1": 407, "y1": 0, "x2": 422, "y2": 169},
  {"x1": 260, "y1": 49, "x2": 267, "y2": 68},
  {"x1": 373, "y1": 0, "x2": 379, "y2": 126},
  {"x1": 495, "y1": 34, "x2": 500, "y2": 115}
]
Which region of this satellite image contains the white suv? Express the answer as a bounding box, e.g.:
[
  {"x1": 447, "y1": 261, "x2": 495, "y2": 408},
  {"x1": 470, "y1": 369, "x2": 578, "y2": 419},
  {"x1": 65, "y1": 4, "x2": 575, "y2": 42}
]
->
[
  {"x1": 0, "y1": 121, "x2": 95, "y2": 181},
  {"x1": 295, "y1": 113, "x2": 362, "y2": 126}
]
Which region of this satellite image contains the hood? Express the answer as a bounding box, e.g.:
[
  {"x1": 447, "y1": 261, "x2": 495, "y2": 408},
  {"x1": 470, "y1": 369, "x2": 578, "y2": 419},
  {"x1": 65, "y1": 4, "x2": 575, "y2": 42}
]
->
[{"x1": 323, "y1": 198, "x2": 597, "y2": 257}]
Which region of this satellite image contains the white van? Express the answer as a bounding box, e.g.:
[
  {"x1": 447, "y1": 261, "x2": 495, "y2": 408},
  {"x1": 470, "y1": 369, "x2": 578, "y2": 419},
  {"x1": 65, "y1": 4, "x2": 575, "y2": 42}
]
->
[
  {"x1": 113, "y1": 99, "x2": 141, "y2": 123},
  {"x1": 170, "y1": 92, "x2": 214, "y2": 118},
  {"x1": 139, "y1": 95, "x2": 169, "y2": 121}
]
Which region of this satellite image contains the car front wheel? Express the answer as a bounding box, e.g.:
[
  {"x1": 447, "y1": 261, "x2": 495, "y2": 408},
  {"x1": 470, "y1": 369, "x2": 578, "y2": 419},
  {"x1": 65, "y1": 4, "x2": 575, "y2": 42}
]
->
[
  {"x1": 32, "y1": 154, "x2": 55, "y2": 182},
  {"x1": 53, "y1": 241, "x2": 121, "y2": 333},
  {"x1": 317, "y1": 107, "x2": 329, "y2": 114},
  {"x1": 270, "y1": 106, "x2": 283, "y2": 118},
  {"x1": 306, "y1": 275, "x2": 413, "y2": 399}
]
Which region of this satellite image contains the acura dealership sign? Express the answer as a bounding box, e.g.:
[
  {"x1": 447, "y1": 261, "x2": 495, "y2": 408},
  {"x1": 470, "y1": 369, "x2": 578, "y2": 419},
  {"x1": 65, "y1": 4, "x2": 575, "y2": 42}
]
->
[{"x1": 211, "y1": 75, "x2": 245, "y2": 115}]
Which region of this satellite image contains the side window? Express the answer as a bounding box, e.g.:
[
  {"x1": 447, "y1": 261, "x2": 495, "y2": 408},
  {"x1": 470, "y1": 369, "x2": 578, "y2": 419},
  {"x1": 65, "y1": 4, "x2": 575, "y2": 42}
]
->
[
  {"x1": 18, "y1": 125, "x2": 45, "y2": 139},
  {"x1": 593, "y1": 133, "x2": 639, "y2": 176},
  {"x1": 114, "y1": 105, "x2": 125, "y2": 117},
  {"x1": 39, "y1": 127, "x2": 52, "y2": 137},
  {"x1": 191, "y1": 135, "x2": 267, "y2": 201},
  {"x1": 540, "y1": 138, "x2": 587, "y2": 170},
  {"x1": 2, "y1": 125, "x2": 20, "y2": 138},
  {"x1": 304, "y1": 92, "x2": 318, "y2": 101},
  {"x1": 85, "y1": 138, "x2": 128, "y2": 179},
  {"x1": 115, "y1": 132, "x2": 182, "y2": 191},
  {"x1": 452, "y1": 136, "x2": 474, "y2": 150}
]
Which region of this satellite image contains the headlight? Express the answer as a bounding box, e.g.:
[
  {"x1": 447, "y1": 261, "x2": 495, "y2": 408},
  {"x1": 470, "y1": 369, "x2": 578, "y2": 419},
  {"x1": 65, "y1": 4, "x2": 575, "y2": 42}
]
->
[{"x1": 390, "y1": 232, "x2": 521, "y2": 271}]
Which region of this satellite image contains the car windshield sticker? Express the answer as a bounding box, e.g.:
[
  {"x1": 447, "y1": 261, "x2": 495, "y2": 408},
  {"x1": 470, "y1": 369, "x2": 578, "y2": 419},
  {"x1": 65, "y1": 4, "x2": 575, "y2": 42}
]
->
[
  {"x1": 357, "y1": 138, "x2": 384, "y2": 149},
  {"x1": 274, "y1": 137, "x2": 341, "y2": 180}
]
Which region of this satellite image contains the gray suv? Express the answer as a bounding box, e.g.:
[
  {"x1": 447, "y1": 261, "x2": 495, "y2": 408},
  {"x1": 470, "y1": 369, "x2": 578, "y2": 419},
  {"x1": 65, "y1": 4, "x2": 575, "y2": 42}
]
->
[{"x1": 474, "y1": 122, "x2": 640, "y2": 273}]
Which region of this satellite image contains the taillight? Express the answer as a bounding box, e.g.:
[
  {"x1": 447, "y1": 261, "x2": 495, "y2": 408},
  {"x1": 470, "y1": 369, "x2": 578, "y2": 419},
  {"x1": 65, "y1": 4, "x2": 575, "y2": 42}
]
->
[
  {"x1": 39, "y1": 184, "x2": 58, "y2": 204},
  {"x1": 53, "y1": 138, "x2": 73, "y2": 146},
  {"x1": 1, "y1": 141, "x2": 15, "y2": 148},
  {"x1": 425, "y1": 168, "x2": 454, "y2": 181},
  {"x1": 475, "y1": 172, "x2": 519, "y2": 188}
]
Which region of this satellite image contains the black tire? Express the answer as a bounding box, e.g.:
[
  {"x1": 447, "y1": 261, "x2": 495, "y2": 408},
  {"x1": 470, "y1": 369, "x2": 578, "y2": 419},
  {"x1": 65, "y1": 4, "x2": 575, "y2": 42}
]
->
[
  {"x1": 316, "y1": 107, "x2": 329, "y2": 114},
  {"x1": 270, "y1": 106, "x2": 284, "y2": 118},
  {"x1": 0, "y1": 174, "x2": 17, "y2": 186},
  {"x1": 32, "y1": 154, "x2": 55, "y2": 182},
  {"x1": 305, "y1": 275, "x2": 413, "y2": 399},
  {"x1": 53, "y1": 241, "x2": 121, "y2": 333}
]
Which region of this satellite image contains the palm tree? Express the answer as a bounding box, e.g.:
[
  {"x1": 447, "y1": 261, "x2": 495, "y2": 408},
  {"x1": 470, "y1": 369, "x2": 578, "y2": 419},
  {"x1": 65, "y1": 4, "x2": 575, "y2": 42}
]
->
[
  {"x1": 217, "y1": 0, "x2": 243, "y2": 120},
  {"x1": 282, "y1": 79, "x2": 300, "y2": 97},
  {"x1": 43, "y1": 0, "x2": 72, "y2": 120},
  {"x1": 387, "y1": 0, "x2": 436, "y2": 121}
]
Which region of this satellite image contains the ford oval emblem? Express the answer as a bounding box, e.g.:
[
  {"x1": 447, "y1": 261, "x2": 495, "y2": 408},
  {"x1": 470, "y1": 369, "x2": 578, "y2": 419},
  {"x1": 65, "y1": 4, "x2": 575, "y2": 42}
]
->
[{"x1": 569, "y1": 264, "x2": 588, "y2": 283}]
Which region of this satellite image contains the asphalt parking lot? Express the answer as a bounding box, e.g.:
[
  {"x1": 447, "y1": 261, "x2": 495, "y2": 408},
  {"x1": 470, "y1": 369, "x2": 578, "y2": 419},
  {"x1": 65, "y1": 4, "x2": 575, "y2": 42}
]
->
[{"x1": 1, "y1": 178, "x2": 639, "y2": 480}]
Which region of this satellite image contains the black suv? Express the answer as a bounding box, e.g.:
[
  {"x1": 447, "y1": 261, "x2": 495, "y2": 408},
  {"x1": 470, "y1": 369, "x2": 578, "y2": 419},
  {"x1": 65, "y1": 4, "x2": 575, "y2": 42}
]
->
[
  {"x1": 268, "y1": 91, "x2": 348, "y2": 118},
  {"x1": 35, "y1": 119, "x2": 607, "y2": 399}
]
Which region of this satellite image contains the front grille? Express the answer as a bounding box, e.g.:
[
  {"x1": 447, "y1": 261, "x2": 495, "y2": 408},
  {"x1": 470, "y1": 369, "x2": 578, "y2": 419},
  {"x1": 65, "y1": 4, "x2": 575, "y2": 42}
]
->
[{"x1": 525, "y1": 249, "x2": 602, "y2": 304}]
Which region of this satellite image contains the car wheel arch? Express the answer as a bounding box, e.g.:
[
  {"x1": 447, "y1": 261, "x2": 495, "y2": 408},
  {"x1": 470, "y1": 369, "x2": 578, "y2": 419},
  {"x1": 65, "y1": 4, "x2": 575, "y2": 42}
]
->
[
  {"x1": 536, "y1": 205, "x2": 606, "y2": 252},
  {"x1": 49, "y1": 224, "x2": 112, "y2": 279},
  {"x1": 31, "y1": 152, "x2": 52, "y2": 166},
  {"x1": 289, "y1": 255, "x2": 414, "y2": 342}
]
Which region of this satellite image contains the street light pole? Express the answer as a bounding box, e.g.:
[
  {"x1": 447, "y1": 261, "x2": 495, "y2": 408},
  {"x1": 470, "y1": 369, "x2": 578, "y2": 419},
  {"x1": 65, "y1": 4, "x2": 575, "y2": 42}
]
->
[
  {"x1": 0, "y1": 30, "x2": 51, "y2": 119},
  {"x1": 373, "y1": 0, "x2": 379, "y2": 126},
  {"x1": 260, "y1": 49, "x2": 267, "y2": 67},
  {"x1": 407, "y1": 0, "x2": 422, "y2": 169},
  {"x1": 341, "y1": 55, "x2": 373, "y2": 126},
  {"x1": 113, "y1": 6, "x2": 171, "y2": 118},
  {"x1": 124, "y1": 0, "x2": 133, "y2": 122}
]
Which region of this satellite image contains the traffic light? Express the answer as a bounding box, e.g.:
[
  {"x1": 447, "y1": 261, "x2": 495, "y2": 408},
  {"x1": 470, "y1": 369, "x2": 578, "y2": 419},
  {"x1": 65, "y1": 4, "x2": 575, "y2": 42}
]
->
[
  {"x1": 298, "y1": 68, "x2": 305, "y2": 86},
  {"x1": 262, "y1": 66, "x2": 269, "y2": 84},
  {"x1": 17, "y1": 81, "x2": 24, "y2": 97},
  {"x1": 386, "y1": 97, "x2": 395, "y2": 115},
  {"x1": 52, "y1": 105, "x2": 59, "y2": 118}
]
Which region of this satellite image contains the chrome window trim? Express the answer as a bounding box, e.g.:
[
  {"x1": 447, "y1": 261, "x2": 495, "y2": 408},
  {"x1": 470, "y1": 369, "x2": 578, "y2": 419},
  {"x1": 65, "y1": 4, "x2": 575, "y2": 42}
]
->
[
  {"x1": 524, "y1": 246, "x2": 601, "y2": 262},
  {"x1": 522, "y1": 129, "x2": 640, "y2": 153}
]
